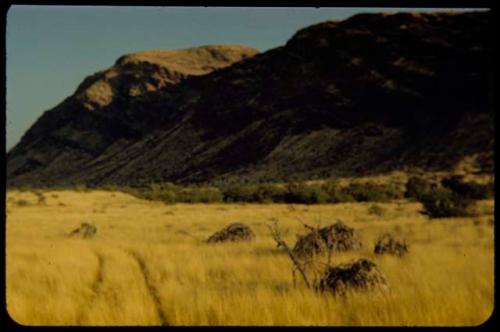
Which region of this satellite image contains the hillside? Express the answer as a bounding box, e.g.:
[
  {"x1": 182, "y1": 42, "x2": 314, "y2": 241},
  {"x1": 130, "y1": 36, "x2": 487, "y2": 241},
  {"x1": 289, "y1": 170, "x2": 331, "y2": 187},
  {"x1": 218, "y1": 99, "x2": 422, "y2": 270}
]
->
[{"x1": 6, "y1": 11, "x2": 493, "y2": 187}]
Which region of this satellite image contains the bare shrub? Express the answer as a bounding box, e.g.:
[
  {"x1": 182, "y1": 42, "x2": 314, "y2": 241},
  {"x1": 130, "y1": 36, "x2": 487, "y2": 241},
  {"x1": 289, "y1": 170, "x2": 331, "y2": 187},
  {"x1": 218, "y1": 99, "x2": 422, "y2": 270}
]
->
[
  {"x1": 267, "y1": 220, "x2": 312, "y2": 288},
  {"x1": 268, "y1": 221, "x2": 390, "y2": 297}
]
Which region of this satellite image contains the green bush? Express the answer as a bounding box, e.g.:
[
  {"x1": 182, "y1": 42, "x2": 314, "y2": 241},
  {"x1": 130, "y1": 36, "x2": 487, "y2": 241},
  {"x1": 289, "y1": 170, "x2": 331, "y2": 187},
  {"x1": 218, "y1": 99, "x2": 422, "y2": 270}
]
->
[
  {"x1": 222, "y1": 185, "x2": 259, "y2": 202},
  {"x1": 176, "y1": 188, "x2": 223, "y2": 203},
  {"x1": 343, "y1": 182, "x2": 402, "y2": 202},
  {"x1": 405, "y1": 176, "x2": 432, "y2": 200},
  {"x1": 254, "y1": 184, "x2": 288, "y2": 203},
  {"x1": 221, "y1": 184, "x2": 287, "y2": 203},
  {"x1": 321, "y1": 180, "x2": 355, "y2": 203},
  {"x1": 64, "y1": 179, "x2": 415, "y2": 205},
  {"x1": 74, "y1": 184, "x2": 91, "y2": 192},
  {"x1": 146, "y1": 182, "x2": 178, "y2": 203},
  {"x1": 284, "y1": 183, "x2": 329, "y2": 204},
  {"x1": 418, "y1": 188, "x2": 473, "y2": 218},
  {"x1": 157, "y1": 190, "x2": 177, "y2": 204},
  {"x1": 441, "y1": 176, "x2": 494, "y2": 200}
]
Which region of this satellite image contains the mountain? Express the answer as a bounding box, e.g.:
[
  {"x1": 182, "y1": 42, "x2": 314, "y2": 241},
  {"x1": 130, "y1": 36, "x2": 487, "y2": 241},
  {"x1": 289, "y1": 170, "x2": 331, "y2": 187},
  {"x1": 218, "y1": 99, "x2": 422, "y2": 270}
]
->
[{"x1": 6, "y1": 11, "x2": 493, "y2": 188}]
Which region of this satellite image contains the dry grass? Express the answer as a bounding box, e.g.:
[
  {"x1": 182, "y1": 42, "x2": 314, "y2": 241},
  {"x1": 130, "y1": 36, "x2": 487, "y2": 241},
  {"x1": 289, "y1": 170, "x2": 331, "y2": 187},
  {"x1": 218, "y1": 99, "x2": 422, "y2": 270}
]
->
[
  {"x1": 6, "y1": 190, "x2": 494, "y2": 326},
  {"x1": 74, "y1": 45, "x2": 259, "y2": 111}
]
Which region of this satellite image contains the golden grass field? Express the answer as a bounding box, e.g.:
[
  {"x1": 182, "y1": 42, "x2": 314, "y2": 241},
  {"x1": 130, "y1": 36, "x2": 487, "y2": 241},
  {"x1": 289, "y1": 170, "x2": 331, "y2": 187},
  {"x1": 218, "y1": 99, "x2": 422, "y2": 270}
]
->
[{"x1": 6, "y1": 189, "x2": 494, "y2": 326}]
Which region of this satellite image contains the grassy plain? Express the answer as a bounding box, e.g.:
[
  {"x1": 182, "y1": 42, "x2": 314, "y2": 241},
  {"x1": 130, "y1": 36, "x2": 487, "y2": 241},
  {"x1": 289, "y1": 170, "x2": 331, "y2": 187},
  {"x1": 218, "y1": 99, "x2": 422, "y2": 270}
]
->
[{"x1": 5, "y1": 190, "x2": 494, "y2": 326}]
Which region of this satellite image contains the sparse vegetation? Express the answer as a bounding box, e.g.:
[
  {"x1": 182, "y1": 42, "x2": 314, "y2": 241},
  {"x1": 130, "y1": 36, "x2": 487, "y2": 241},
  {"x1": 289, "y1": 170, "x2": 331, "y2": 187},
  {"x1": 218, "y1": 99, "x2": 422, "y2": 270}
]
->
[{"x1": 120, "y1": 181, "x2": 406, "y2": 205}]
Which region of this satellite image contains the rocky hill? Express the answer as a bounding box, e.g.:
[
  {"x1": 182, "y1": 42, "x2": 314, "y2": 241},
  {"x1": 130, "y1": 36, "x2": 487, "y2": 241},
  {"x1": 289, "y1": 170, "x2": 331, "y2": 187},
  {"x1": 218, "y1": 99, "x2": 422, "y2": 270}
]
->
[{"x1": 7, "y1": 11, "x2": 493, "y2": 187}]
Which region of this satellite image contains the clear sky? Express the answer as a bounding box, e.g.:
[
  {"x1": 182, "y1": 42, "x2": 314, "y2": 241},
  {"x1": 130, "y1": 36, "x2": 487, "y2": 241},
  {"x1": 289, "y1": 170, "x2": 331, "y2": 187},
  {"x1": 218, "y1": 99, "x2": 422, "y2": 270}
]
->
[{"x1": 6, "y1": 6, "x2": 481, "y2": 150}]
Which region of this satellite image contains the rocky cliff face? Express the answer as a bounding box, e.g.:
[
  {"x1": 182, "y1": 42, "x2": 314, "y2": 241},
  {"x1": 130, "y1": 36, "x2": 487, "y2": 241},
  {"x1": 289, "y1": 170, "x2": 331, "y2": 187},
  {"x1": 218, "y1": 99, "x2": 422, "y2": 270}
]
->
[
  {"x1": 7, "y1": 11, "x2": 493, "y2": 187},
  {"x1": 6, "y1": 45, "x2": 259, "y2": 185}
]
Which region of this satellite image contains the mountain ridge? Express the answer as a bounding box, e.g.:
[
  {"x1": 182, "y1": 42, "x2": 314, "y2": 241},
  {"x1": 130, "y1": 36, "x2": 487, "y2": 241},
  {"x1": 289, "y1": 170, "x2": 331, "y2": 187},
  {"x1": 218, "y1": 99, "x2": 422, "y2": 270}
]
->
[{"x1": 7, "y1": 11, "x2": 493, "y2": 187}]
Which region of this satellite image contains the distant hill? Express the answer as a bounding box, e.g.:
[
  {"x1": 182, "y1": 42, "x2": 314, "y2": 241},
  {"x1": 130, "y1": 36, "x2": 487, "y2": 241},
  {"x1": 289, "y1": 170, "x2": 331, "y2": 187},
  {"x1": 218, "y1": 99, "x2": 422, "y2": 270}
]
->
[{"x1": 6, "y1": 11, "x2": 493, "y2": 188}]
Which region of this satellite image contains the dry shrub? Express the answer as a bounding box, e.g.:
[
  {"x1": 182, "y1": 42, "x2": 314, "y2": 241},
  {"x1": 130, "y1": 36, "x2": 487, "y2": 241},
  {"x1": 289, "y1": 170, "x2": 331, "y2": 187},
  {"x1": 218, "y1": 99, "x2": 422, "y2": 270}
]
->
[
  {"x1": 69, "y1": 223, "x2": 97, "y2": 239},
  {"x1": 374, "y1": 233, "x2": 409, "y2": 257},
  {"x1": 292, "y1": 221, "x2": 362, "y2": 259},
  {"x1": 207, "y1": 223, "x2": 255, "y2": 243},
  {"x1": 316, "y1": 258, "x2": 390, "y2": 296}
]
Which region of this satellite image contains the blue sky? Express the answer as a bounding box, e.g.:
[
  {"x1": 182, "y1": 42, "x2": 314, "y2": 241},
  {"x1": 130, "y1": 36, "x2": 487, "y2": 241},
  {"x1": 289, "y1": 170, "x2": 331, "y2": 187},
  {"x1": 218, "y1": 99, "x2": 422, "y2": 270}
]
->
[{"x1": 6, "y1": 6, "x2": 481, "y2": 150}]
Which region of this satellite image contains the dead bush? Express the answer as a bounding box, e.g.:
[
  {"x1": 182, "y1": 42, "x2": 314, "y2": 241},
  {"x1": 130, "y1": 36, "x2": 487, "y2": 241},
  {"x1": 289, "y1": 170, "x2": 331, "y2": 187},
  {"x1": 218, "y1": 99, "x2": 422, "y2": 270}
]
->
[
  {"x1": 207, "y1": 223, "x2": 255, "y2": 243},
  {"x1": 292, "y1": 221, "x2": 362, "y2": 259},
  {"x1": 316, "y1": 258, "x2": 390, "y2": 296}
]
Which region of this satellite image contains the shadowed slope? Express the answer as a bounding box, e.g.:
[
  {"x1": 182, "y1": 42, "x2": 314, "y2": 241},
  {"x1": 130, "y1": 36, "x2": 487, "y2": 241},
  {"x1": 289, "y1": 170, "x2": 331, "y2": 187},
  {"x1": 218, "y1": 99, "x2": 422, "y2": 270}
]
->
[{"x1": 7, "y1": 11, "x2": 493, "y2": 187}]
